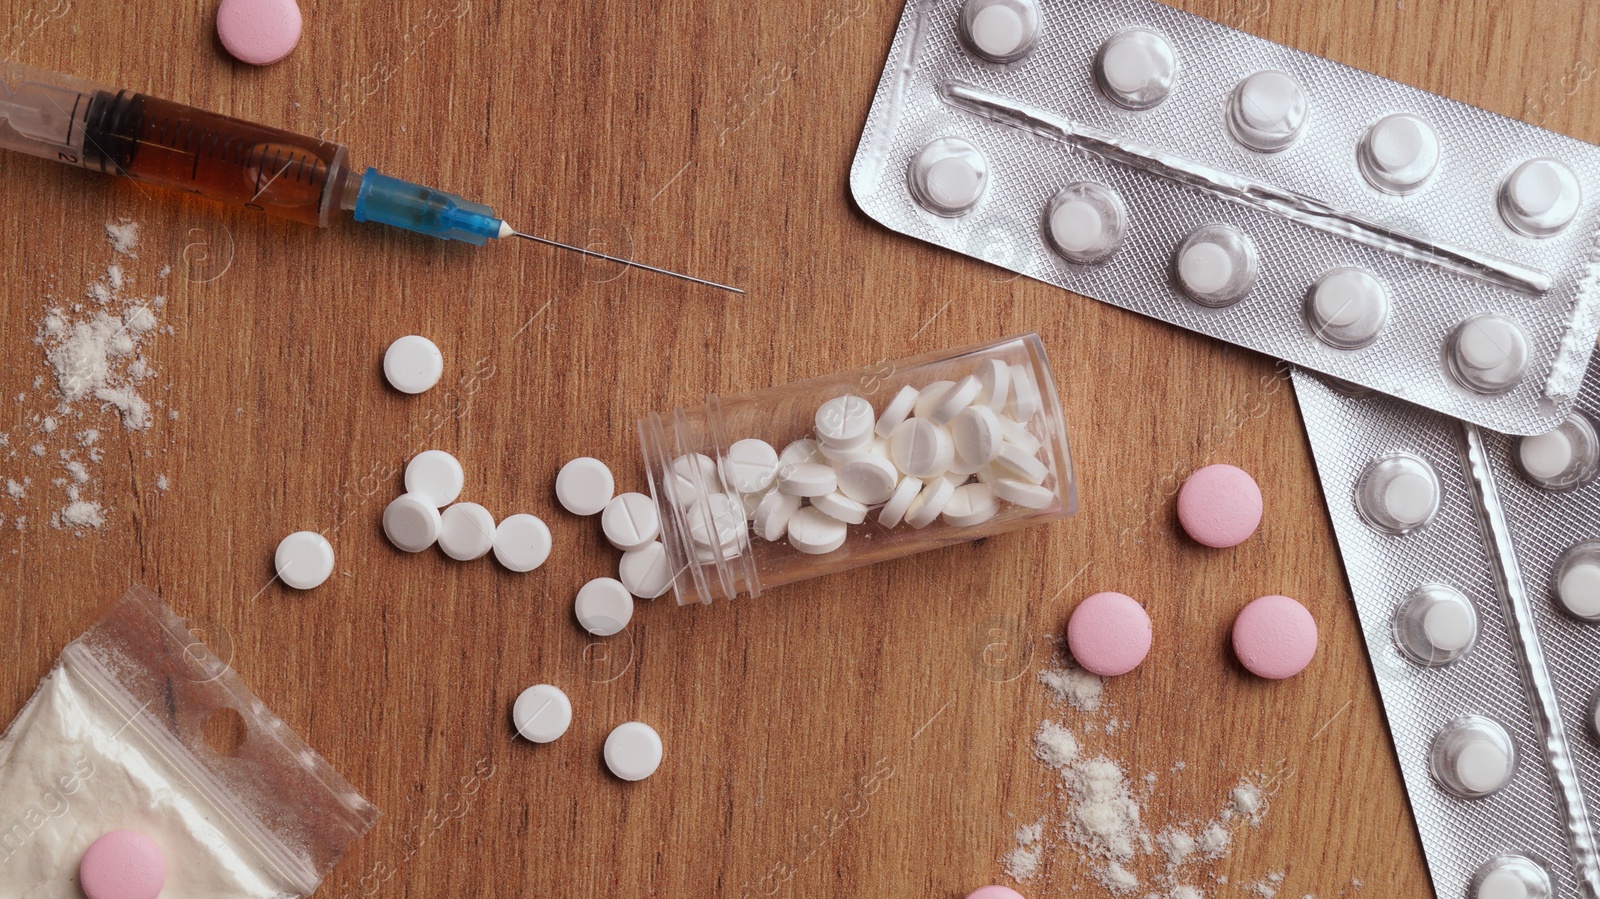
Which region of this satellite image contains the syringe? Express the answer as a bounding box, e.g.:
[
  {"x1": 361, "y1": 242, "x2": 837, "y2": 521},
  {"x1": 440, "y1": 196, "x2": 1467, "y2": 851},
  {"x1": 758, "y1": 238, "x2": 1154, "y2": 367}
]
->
[{"x1": 0, "y1": 61, "x2": 741, "y2": 293}]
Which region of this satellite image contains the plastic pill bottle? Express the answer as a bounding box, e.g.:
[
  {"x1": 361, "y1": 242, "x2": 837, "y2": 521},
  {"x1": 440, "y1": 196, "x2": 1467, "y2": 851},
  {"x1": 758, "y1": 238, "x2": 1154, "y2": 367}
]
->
[{"x1": 637, "y1": 333, "x2": 1076, "y2": 605}]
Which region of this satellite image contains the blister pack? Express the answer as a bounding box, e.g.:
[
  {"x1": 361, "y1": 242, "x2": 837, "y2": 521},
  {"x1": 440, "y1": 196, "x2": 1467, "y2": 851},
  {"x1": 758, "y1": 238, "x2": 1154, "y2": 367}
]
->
[
  {"x1": 851, "y1": 0, "x2": 1600, "y2": 435},
  {"x1": 1294, "y1": 360, "x2": 1600, "y2": 899}
]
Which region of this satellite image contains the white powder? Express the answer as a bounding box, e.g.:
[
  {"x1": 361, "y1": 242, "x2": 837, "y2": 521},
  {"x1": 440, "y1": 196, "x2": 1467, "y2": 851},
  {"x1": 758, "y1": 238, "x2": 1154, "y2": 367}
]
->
[
  {"x1": 106, "y1": 264, "x2": 124, "y2": 291},
  {"x1": 1067, "y1": 757, "x2": 1144, "y2": 862},
  {"x1": 5, "y1": 479, "x2": 24, "y2": 500},
  {"x1": 156, "y1": 265, "x2": 170, "y2": 280},
  {"x1": 1104, "y1": 861, "x2": 1138, "y2": 892},
  {"x1": 1229, "y1": 781, "x2": 1267, "y2": 825},
  {"x1": 1197, "y1": 822, "x2": 1230, "y2": 857},
  {"x1": 58, "y1": 501, "x2": 103, "y2": 530},
  {"x1": 29, "y1": 444, "x2": 44, "y2": 457},
  {"x1": 1002, "y1": 843, "x2": 1042, "y2": 882},
  {"x1": 1172, "y1": 888, "x2": 1204, "y2": 899},
  {"x1": 1249, "y1": 871, "x2": 1285, "y2": 898},
  {"x1": 39, "y1": 418, "x2": 55, "y2": 434},
  {"x1": 156, "y1": 475, "x2": 169, "y2": 492},
  {"x1": 104, "y1": 220, "x2": 139, "y2": 255},
  {"x1": 1035, "y1": 721, "x2": 1080, "y2": 769},
  {"x1": 1039, "y1": 663, "x2": 1104, "y2": 711},
  {"x1": 1158, "y1": 828, "x2": 1197, "y2": 867},
  {"x1": 0, "y1": 662, "x2": 294, "y2": 897},
  {"x1": 63, "y1": 463, "x2": 87, "y2": 485}
]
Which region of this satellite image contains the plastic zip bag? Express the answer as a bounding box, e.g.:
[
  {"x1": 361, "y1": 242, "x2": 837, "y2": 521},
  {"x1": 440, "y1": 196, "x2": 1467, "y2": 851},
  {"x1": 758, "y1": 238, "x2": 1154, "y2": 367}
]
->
[{"x1": 0, "y1": 586, "x2": 378, "y2": 898}]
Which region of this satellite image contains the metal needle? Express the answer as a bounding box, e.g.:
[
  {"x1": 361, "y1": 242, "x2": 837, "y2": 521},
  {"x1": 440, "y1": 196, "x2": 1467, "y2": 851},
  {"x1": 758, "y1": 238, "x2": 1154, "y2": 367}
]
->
[{"x1": 509, "y1": 230, "x2": 744, "y2": 294}]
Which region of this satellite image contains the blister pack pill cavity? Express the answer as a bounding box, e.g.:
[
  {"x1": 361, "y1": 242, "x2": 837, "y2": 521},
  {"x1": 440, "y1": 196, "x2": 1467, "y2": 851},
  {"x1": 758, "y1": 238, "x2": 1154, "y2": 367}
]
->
[
  {"x1": 852, "y1": 0, "x2": 1600, "y2": 435},
  {"x1": 1295, "y1": 359, "x2": 1600, "y2": 899}
]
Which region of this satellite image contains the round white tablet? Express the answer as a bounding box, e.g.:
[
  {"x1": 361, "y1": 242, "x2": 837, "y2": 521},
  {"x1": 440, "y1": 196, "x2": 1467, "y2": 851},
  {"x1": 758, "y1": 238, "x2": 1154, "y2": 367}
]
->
[
  {"x1": 1359, "y1": 113, "x2": 1438, "y2": 195},
  {"x1": 904, "y1": 476, "x2": 957, "y2": 528},
  {"x1": 1227, "y1": 70, "x2": 1307, "y2": 152},
  {"x1": 721, "y1": 439, "x2": 780, "y2": 494},
  {"x1": 995, "y1": 442, "x2": 1047, "y2": 484},
  {"x1": 601, "y1": 493, "x2": 661, "y2": 552},
  {"x1": 878, "y1": 476, "x2": 923, "y2": 528},
  {"x1": 1422, "y1": 601, "x2": 1475, "y2": 653},
  {"x1": 556, "y1": 457, "x2": 616, "y2": 516},
  {"x1": 687, "y1": 493, "x2": 745, "y2": 549},
  {"x1": 1393, "y1": 583, "x2": 1478, "y2": 666},
  {"x1": 1473, "y1": 857, "x2": 1552, "y2": 899},
  {"x1": 951, "y1": 405, "x2": 1003, "y2": 467},
  {"x1": 383, "y1": 335, "x2": 444, "y2": 394},
  {"x1": 753, "y1": 490, "x2": 803, "y2": 541},
  {"x1": 914, "y1": 381, "x2": 956, "y2": 419},
  {"x1": 1053, "y1": 201, "x2": 1102, "y2": 252},
  {"x1": 1520, "y1": 430, "x2": 1574, "y2": 481},
  {"x1": 1095, "y1": 27, "x2": 1178, "y2": 110},
  {"x1": 1431, "y1": 716, "x2": 1515, "y2": 798},
  {"x1": 909, "y1": 139, "x2": 988, "y2": 217},
  {"x1": 275, "y1": 531, "x2": 334, "y2": 590},
  {"x1": 778, "y1": 461, "x2": 837, "y2": 498},
  {"x1": 604, "y1": 721, "x2": 663, "y2": 781},
  {"x1": 1180, "y1": 242, "x2": 1233, "y2": 294},
  {"x1": 1008, "y1": 367, "x2": 1041, "y2": 422},
  {"x1": 492, "y1": 513, "x2": 552, "y2": 572},
  {"x1": 405, "y1": 450, "x2": 464, "y2": 507},
  {"x1": 969, "y1": 3, "x2": 1026, "y2": 59},
  {"x1": 815, "y1": 396, "x2": 875, "y2": 450},
  {"x1": 1174, "y1": 224, "x2": 1259, "y2": 307},
  {"x1": 786, "y1": 506, "x2": 848, "y2": 554},
  {"x1": 812, "y1": 490, "x2": 868, "y2": 525},
  {"x1": 1558, "y1": 559, "x2": 1600, "y2": 620},
  {"x1": 1501, "y1": 158, "x2": 1580, "y2": 236},
  {"x1": 1384, "y1": 473, "x2": 1437, "y2": 525},
  {"x1": 999, "y1": 416, "x2": 1041, "y2": 454},
  {"x1": 1306, "y1": 267, "x2": 1390, "y2": 349},
  {"x1": 780, "y1": 439, "x2": 825, "y2": 468},
  {"x1": 438, "y1": 502, "x2": 496, "y2": 561},
  {"x1": 384, "y1": 494, "x2": 442, "y2": 553},
  {"x1": 1356, "y1": 453, "x2": 1440, "y2": 535},
  {"x1": 575, "y1": 577, "x2": 634, "y2": 636},
  {"x1": 995, "y1": 477, "x2": 1054, "y2": 509},
  {"x1": 512, "y1": 684, "x2": 572, "y2": 744},
  {"x1": 942, "y1": 482, "x2": 999, "y2": 527},
  {"x1": 976, "y1": 359, "x2": 1011, "y2": 412},
  {"x1": 673, "y1": 453, "x2": 721, "y2": 491},
  {"x1": 929, "y1": 376, "x2": 982, "y2": 424},
  {"x1": 837, "y1": 453, "x2": 900, "y2": 505},
  {"x1": 890, "y1": 418, "x2": 955, "y2": 478},
  {"x1": 1455, "y1": 739, "x2": 1511, "y2": 793},
  {"x1": 619, "y1": 541, "x2": 674, "y2": 599},
  {"x1": 1448, "y1": 314, "x2": 1528, "y2": 394},
  {"x1": 875, "y1": 385, "x2": 921, "y2": 438}
]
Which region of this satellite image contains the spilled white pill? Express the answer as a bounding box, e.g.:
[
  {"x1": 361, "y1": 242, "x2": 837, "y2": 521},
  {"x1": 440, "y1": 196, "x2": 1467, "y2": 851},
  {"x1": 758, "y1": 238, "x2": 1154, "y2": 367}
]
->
[
  {"x1": 575, "y1": 577, "x2": 634, "y2": 636},
  {"x1": 384, "y1": 335, "x2": 444, "y2": 395},
  {"x1": 779, "y1": 462, "x2": 838, "y2": 498},
  {"x1": 556, "y1": 457, "x2": 616, "y2": 516},
  {"x1": 405, "y1": 450, "x2": 464, "y2": 507},
  {"x1": 512, "y1": 684, "x2": 572, "y2": 744},
  {"x1": 815, "y1": 395, "x2": 875, "y2": 450},
  {"x1": 602, "y1": 492, "x2": 661, "y2": 552},
  {"x1": 384, "y1": 493, "x2": 442, "y2": 553},
  {"x1": 604, "y1": 721, "x2": 663, "y2": 781},
  {"x1": 753, "y1": 490, "x2": 803, "y2": 541},
  {"x1": 275, "y1": 531, "x2": 334, "y2": 590},
  {"x1": 929, "y1": 375, "x2": 982, "y2": 424},
  {"x1": 438, "y1": 502, "x2": 496, "y2": 561},
  {"x1": 890, "y1": 418, "x2": 955, "y2": 478},
  {"x1": 493, "y1": 513, "x2": 552, "y2": 572},
  {"x1": 619, "y1": 541, "x2": 674, "y2": 599},
  {"x1": 838, "y1": 453, "x2": 901, "y2": 505},
  {"x1": 951, "y1": 405, "x2": 1003, "y2": 466},
  {"x1": 904, "y1": 477, "x2": 957, "y2": 528},
  {"x1": 878, "y1": 476, "x2": 923, "y2": 528}
]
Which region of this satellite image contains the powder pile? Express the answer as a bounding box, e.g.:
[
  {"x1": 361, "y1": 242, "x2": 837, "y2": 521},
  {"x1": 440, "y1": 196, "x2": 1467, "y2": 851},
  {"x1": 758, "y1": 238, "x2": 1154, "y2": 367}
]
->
[
  {"x1": 1038, "y1": 660, "x2": 1104, "y2": 711},
  {"x1": 2, "y1": 220, "x2": 177, "y2": 534}
]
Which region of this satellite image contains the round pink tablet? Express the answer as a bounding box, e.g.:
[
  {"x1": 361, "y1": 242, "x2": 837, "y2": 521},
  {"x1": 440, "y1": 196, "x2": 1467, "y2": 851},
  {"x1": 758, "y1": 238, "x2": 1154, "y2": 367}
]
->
[
  {"x1": 79, "y1": 830, "x2": 166, "y2": 899},
  {"x1": 217, "y1": 0, "x2": 304, "y2": 66},
  {"x1": 966, "y1": 887, "x2": 1027, "y2": 899},
  {"x1": 1176, "y1": 463, "x2": 1263, "y2": 548},
  {"x1": 1066, "y1": 591, "x2": 1152, "y2": 676},
  {"x1": 1232, "y1": 594, "x2": 1318, "y2": 679}
]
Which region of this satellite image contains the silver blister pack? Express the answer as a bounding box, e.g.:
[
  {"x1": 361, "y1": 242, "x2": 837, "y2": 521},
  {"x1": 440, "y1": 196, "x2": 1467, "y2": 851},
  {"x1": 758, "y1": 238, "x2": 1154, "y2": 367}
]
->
[
  {"x1": 1295, "y1": 361, "x2": 1600, "y2": 899},
  {"x1": 851, "y1": 0, "x2": 1600, "y2": 435}
]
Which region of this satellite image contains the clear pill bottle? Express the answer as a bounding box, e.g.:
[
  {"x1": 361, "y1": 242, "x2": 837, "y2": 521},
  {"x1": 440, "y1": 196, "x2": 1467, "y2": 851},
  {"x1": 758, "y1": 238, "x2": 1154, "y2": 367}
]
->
[{"x1": 637, "y1": 333, "x2": 1076, "y2": 605}]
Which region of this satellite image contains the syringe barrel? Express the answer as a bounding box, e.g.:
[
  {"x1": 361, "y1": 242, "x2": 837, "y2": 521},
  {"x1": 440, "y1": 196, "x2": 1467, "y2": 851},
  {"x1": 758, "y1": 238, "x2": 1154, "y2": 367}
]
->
[{"x1": 0, "y1": 61, "x2": 350, "y2": 226}]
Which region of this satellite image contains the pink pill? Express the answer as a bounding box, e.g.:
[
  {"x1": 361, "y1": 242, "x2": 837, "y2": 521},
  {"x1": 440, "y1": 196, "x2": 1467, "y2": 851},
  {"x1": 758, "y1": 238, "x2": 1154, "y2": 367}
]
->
[
  {"x1": 966, "y1": 887, "x2": 1027, "y2": 899},
  {"x1": 1232, "y1": 594, "x2": 1318, "y2": 679},
  {"x1": 79, "y1": 830, "x2": 166, "y2": 899},
  {"x1": 1177, "y1": 463, "x2": 1263, "y2": 548},
  {"x1": 1066, "y1": 591, "x2": 1152, "y2": 677},
  {"x1": 217, "y1": 0, "x2": 304, "y2": 66}
]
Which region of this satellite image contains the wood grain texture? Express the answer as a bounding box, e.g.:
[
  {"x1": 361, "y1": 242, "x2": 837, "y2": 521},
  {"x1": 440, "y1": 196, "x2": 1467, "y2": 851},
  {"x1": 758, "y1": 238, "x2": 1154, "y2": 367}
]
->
[{"x1": 1, "y1": 0, "x2": 1596, "y2": 896}]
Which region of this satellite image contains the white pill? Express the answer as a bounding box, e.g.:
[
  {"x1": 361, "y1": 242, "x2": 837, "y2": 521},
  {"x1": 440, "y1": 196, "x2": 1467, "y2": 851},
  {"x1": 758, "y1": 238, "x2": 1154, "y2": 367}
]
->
[
  {"x1": 1356, "y1": 454, "x2": 1440, "y2": 535},
  {"x1": 492, "y1": 513, "x2": 552, "y2": 572},
  {"x1": 575, "y1": 577, "x2": 634, "y2": 636},
  {"x1": 739, "y1": 488, "x2": 767, "y2": 520},
  {"x1": 1520, "y1": 430, "x2": 1574, "y2": 481},
  {"x1": 926, "y1": 157, "x2": 985, "y2": 211},
  {"x1": 948, "y1": 449, "x2": 986, "y2": 477},
  {"x1": 951, "y1": 405, "x2": 1003, "y2": 467},
  {"x1": 969, "y1": 3, "x2": 1026, "y2": 58},
  {"x1": 812, "y1": 490, "x2": 868, "y2": 525},
  {"x1": 1306, "y1": 267, "x2": 1390, "y2": 349},
  {"x1": 1052, "y1": 201, "x2": 1103, "y2": 253},
  {"x1": 1176, "y1": 224, "x2": 1259, "y2": 307},
  {"x1": 384, "y1": 493, "x2": 442, "y2": 553},
  {"x1": 673, "y1": 453, "x2": 722, "y2": 491},
  {"x1": 719, "y1": 439, "x2": 778, "y2": 494},
  {"x1": 1449, "y1": 314, "x2": 1528, "y2": 394},
  {"x1": 837, "y1": 453, "x2": 901, "y2": 505},
  {"x1": 878, "y1": 476, "x2": 923, "y2": 528},
  {"x1": 998, "y1": 415, "x2": 1042, "y2": 454},
  {"x1": 512, "y1": 684, "x2": 572, "y2": 744},
  {"x1": 619, "y1": 542, "x2": 674, "y2": 599},
  {"x1": 753, "y1": 490, "x2": 803, "y2": 541},
  {"x1": 780, "y1": 439, "x2": 825, "y2": 468},
  {"x1": 1431, "y1": 716, "x2": 1515, "y2": 797},
  {"x1": 1393, "y1": 584, "x2": 1478, "y2": 667},
  {"x1": 929, "y1": 376, "x2": 982, "y2": 424},
  {"x1": 1501, "y1": 157, "x2": 1581, "y2": 237},
  {"x1": 875, "y1": 385, "x2": 921, "y2": 438},
  {"x1": 779, "y1": 461, "x2": 838, "y2": 497},
  {"x1": 383, "y1": 335, "x2": 444, "y2": 394},
  {"x1": 1008, "y1": 365, "x2": 1041, "y2": 421},
  {"x1": 890, "y1": 418, "x2": 955, "y2": 478},
  {"x1": 556, "y1": 457, "x2": 616, "y2": 516},
  {"x1": 1095, "y1": 28, "x2": 1177, "y2": 110},
  {"x1": 904, "y1": 477, "x2": 957, "y2": 529},
  {"x1": 995, "y1": 442, "x2": 1047, "y2": 484},
  {"x1": 1473, "y1": 858, "x2": 1552, "y2": 899},
  {"x1": 1359, "y1": 114, "x2": 1439, "y2": 195},
  {"x1": 275, "y1": 531, "x2": 334, "y2": 590},
  {"x1": 976, "y1": 359, "x2": 1011, "y2": 412},
  {"x1": 438, "y1": 502, "x2": 496, "y2": 561},
  {"x1": 405, "y1": 450, "x2": 464, "y2": 507},
  {"x1": 1385, "y1": 473, "x2": 1437, "y2": 525},
  {"x1": 942, "y1": 482, "x2": 999, "y2": 527},
  {"x1": 787, "y1": 506, "x2": 848, "y2": 554},
  {"x1": 914, "y1": 381, "x2": 956, "y2": 419},
  {"x1": 688, "y1": 493, "x2": 746, "y2": 549},
  {"x1": 1456, "y1": 739, "x2": 1511, "y2": 793},
  {"x1": 815, "y1": 395, "x2": 876, "y2": 450},
  {"x1": 1559, "y1": 561, "x2": 1600, "y2": 620},
  {"x1": 819, "y1": 438, "x2": 874, "y2": 465},
  {"x1": 1181, "y1": 242, "x2": 1234, "y2": 294},
  {"x1": 602, "y1": 493, "x2": 660, "y2": 552},
  {"x1": 1369, "y1": 115, "x2": 1426, "y2": 171},
  {"x1": 604, "y1": 721, "x2": 663, "y2": 781},
  {"x1": 1423, "y1": 600, "x2": 1476, "y2": 653},
  {"x1": 995, "y1": 477, "x2": 1054, "y2": 509},
  {"x1": 1227, "y1": 69, "x2": 1307, "y2": 152}
]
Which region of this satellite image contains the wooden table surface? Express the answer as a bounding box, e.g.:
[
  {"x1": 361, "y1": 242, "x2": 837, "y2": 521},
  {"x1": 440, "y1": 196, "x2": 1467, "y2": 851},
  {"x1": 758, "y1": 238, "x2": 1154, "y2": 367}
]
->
[{"x1": 2, "y1": 0, "x2": 1596, "y2": 896}]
